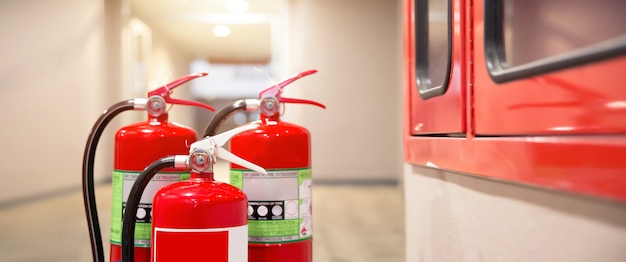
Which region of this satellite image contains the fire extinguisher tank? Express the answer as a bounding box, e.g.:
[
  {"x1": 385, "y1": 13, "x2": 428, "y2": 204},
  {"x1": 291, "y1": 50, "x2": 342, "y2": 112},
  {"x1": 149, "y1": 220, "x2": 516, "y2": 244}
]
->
[
  {"x1": 120, "y1": 124, "x2": 268, "y2": 262},
  {"x1": 81, "y1": 72, "x2": 215, "y2": 262},
  {"x1": 222, "y1": 70, "x2": 324, "y2": 262},
  {"x1": 230, "y1": 115, "x2": 313, "y2": 262},
  {"x1": 151, "y1": 177, "x2": 248, "y2": 261},
  {"x1": 110, "y1": 113, "x2": 199, "y2": 262}
]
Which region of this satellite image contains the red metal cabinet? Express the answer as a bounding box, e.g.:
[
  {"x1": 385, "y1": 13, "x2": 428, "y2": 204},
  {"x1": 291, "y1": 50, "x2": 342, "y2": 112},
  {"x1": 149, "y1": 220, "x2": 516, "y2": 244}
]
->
[
  {"x1": 473, "y1": 0, "x2": 626, "y2": 135},
  {"x1": 404, "y1": 0, "x2": 626, "y2": 202},
  {"x1": 406, "y1": 0, "x2": 466, "y2": 135}
]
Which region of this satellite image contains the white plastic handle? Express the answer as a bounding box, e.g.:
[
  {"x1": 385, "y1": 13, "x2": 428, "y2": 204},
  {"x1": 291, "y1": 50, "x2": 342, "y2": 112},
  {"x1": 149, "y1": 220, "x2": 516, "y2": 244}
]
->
[
  {"x1": 216, "y1": 147, "x2": 266, "y2": 174},
  {"x1": 189, "y1": 123, "x2": 267, "y2": 174}
]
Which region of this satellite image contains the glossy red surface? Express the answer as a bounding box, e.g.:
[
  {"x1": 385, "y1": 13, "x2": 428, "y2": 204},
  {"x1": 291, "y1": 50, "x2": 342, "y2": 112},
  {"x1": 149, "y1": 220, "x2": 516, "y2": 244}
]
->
[
  {"x1": 404, "y1": 0, "x2": 626, "y2": 202},
  {"x1": 248, "y1": 241, "x2": 312, "y2": 262},
  {"x1": 229, "y1": 114, "x2": 312, "y2": 262},
  {"x1": 152, "y1": 175, "x2": 248, "y2": 228},
  {"x1": 404, "y1": 136, "x2": 626, "y2": 202},
  {"x1": 230, "y1": 115, "x2": 310, "y2": 170},
  {"x1": 472, "y1": 0, "x2": 626, "y2": 135},
  {"x1": 151, "y1": 174, "x2": 247, "y2": 262},
  {"x1": 406, "y1": 0, "x2": 466, "y2": 134},
  {"x1": 114, "y1": 114, "x2": 198, "y2": 172},
  {"x1": 110, "y1": 113, "x2": 198, "y2": 262}
]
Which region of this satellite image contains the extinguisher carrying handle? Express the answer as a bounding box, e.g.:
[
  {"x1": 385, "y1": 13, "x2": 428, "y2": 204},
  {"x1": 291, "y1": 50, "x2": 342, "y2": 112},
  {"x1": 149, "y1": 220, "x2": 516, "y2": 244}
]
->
[
  {"x1": 259, "y1": 69, "x2": 326, "y2": 109},
  {"x1": 191, "y1": 124, "x2": 267, "y2": 174},
  {"x1": 203, "y1": 69, "x2": 325, "y2": 137},
  {"x1": 147, "y1": 72, "x2": 215, "y2": 112}
]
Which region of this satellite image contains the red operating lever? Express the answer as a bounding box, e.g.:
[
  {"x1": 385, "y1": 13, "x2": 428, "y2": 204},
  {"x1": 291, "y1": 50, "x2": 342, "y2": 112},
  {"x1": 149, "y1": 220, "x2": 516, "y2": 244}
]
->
[
  {"x1": 148, "y1": 72, "x2": 215, "y2": 111},
  {"x1": 259, "y1": 69, "x2": 326, "y2": 109}
]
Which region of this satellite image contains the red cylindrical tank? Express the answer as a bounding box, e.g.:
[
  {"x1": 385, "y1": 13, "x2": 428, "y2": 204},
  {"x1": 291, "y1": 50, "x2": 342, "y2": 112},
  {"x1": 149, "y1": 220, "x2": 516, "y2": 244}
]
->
[
  {"x1": 109, "y1": 113, "x2": 198, "y2": 262},
  {"x1": 229, "y1": 113, "x2": 313, "y2": 262},
  {"x1": 149, "y1": 172, "x2": 249, "y2": 262}
]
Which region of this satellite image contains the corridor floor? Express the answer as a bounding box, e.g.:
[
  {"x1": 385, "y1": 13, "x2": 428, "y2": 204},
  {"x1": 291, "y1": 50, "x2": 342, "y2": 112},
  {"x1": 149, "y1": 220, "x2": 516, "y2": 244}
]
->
[{"x1": 0, "y1": 180, "x2": 404, "y2": 261}]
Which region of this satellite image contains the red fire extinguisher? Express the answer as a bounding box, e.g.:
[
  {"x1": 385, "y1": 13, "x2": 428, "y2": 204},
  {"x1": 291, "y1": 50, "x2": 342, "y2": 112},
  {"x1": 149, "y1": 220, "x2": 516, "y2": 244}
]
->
[
  {"x1": 81, "y1": 72, "x2": 214, "y2": 262},
  {"x1": 206, "y1": 69, "x2": 325, "y2": 262},
  {"x1": 120, "y1": 124, "x2": 267, "y2": 262}
]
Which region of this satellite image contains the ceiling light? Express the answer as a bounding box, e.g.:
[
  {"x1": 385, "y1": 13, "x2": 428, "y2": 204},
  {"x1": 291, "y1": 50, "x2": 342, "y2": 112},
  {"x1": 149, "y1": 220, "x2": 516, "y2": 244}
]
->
[
  {"x1": 226, "y1": 0, "x2": 249, "y2": 13},
  {"x1": 213, "y1": 25, "x2": 231, "y2": 37}
]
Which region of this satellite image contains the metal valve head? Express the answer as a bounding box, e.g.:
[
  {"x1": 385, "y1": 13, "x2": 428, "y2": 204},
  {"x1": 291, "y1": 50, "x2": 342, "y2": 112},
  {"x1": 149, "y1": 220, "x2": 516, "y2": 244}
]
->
[
  {"x1": 189, "y1": 124, "x2": 267, "y2": 174},
  {"x1": 189, "y1": 149, "x2": 213, "y2": 172},
  {"x1": 146, "y1": 96, "x2": 167, "y2": 117},
  {"x1": 260, "y1": 96, "x2": 280, "y2": 116}
]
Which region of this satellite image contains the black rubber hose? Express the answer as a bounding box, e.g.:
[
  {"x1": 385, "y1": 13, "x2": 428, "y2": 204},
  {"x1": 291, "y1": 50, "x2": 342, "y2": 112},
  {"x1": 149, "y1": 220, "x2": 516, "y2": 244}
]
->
[
  {"x1": 121, "y1": 156, "x2": 177, "y2": 262},
  {"x1": 203, "y1": 99, "x2": 247, "y2": 137},
  {"x1": 82, "y1": 99, "x2": 136, "y2": 262}
]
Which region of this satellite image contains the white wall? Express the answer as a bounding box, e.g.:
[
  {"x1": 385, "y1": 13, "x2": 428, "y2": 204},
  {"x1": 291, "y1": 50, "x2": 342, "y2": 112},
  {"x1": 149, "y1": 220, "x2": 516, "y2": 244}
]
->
[
  {"x1": 0, "y1": 0, "x2": 109, "y2": 204},
  {"x1": 404, "y1": 164, "x2": 626, "y2": 261},
  {"x1": 0, "y1": 0, "x2": 198, "y2": 205},
  {"x1": 283, "y1": 0, "x2": 403, "y2": 181}
]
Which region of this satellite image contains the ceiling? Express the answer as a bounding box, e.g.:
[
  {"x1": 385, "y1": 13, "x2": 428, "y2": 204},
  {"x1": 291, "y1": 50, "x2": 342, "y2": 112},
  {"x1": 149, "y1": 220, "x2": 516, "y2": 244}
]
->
[{"x1": 130, "y1": 0, "x2": 282, "y2": 63}]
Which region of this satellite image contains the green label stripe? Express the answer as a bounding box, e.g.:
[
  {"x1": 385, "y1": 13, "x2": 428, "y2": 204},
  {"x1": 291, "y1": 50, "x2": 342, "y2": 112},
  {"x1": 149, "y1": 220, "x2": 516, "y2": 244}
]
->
[
  {"x1": 298, "y1": 169, "x2": 311, "y2": 184},
  {"x1": 230, "y1": 170, "x2": 243, "y2": 189},
  {"x1": 113, "y1": 169, "x2": 189, "y2": 174},
  {"x1": 109, "y1": 170, "x2": 190, "y2": 247},
  {"x1": 230, "y1": 167, "x2": 311, "y2": 171},
  {"x1": 109, "y1": 223, "x2": 151, "y2": 247},
  {"x1": 110, "y1": 171, "x2": 123, "y2": 243},
  {"x1": 248, "y1": 220, "x2": 299, "y2": 237},
  {"x1": 248, "y1": 237, "x2": 312, "y2": 244}
]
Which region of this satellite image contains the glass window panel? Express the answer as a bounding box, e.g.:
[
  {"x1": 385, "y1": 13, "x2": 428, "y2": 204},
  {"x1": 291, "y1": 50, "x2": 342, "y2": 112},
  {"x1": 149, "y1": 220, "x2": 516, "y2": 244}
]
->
[
  {"x1": 415, "y1": 0, "x2": 451, "y2": 99},
  {"x1": 502, "y1": 0, "x2": 626, "y2": 67}
]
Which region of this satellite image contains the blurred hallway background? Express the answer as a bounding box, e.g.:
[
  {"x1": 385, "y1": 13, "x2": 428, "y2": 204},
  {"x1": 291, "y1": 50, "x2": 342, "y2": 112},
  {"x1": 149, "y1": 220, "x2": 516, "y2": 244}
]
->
[{"x1": 0, "y1": 0, "x2": 405, "y2": 261}]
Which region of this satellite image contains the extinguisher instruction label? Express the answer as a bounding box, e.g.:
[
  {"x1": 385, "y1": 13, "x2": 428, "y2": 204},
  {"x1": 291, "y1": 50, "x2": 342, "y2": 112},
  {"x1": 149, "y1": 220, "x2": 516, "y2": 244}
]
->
[
  {"x1": 110, "y1": 170, "x2": 190, "y2": 247},
  {"x1": 230, "y1": 168, "x2": 313, "y2": 244}
]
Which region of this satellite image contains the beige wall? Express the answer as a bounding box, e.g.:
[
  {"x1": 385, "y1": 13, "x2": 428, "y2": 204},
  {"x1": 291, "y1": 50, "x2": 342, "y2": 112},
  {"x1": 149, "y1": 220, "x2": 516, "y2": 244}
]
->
[
  {"x1": 0, "y1": 0, "x2": 196, "y2": 205},
  {"x1": 404, "y1": 164, "x2": 626, "y2": 261},
  {"x1": 0, "y1": 0, "x2": 108, "y2": 204},
  {"x1": 283, "y1": 0, "x2": 404, "y2": 181},
  {"x1": 0, "y1": 0, "x2": 403, "y2": 203}
]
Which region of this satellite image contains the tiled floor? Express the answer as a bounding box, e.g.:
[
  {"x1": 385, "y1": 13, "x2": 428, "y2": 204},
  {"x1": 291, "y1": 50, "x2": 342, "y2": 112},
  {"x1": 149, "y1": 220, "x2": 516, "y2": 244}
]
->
[{"x1": 0, "y1": 178, "x2": 404, "y2": 261}]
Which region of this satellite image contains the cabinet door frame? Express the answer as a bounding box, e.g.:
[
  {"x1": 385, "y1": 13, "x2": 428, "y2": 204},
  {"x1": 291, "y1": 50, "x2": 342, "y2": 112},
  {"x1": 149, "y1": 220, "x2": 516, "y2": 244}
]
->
[{"x1": 407, "y1": 0, "x2": 467, "y2": 135}]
